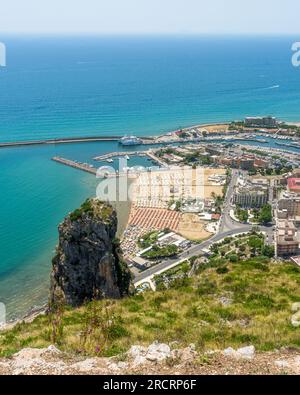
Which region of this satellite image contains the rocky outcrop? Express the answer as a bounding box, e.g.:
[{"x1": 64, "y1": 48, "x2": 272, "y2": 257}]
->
[
  {"x1": 1, "y1": 343, "x2": 300, "y2": 375},
  {"x1": 223, "y1": 345, "x2": 255, "y2": 360},
  {"x1": 50, "y1": 198, "x2": 132, "y2": 307}
]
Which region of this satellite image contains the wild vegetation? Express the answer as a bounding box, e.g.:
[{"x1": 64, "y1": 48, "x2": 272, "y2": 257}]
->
[
  {"x1": 69, "y1": 198, "x2": 113, "y2": 222},
  {"x1": 1, "y1": 244, "x2": 298, "y2": 359},
  {"x1": 210, "y1": 231, "x2": 274, "y2": 260},
  {"x1": 138, "y1": 230, "x2": 162, "y2": 249},
  {"x1": 141, "y1": 244, "x2": 179, "y2": 260}
]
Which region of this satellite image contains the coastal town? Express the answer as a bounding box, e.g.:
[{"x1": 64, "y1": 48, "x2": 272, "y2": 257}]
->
[
  {"x1": 2, "y1": 3, "x2": 300, "y2": 378},
  {"x1": 49, "y1": 115, "x2": 300, "y2": 293},
  {"x1": 2, "y1": 114, "x2": 300, "y2": 377}
]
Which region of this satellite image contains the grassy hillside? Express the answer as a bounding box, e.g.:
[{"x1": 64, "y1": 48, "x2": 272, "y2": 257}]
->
[{"x1": 1, "y1": 255, "x2": 300, "y2": 358}]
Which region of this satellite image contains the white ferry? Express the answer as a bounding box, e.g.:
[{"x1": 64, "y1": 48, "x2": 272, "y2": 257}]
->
[{"x1": 119, "y1": 135, "x2": 141, "y2": 146}]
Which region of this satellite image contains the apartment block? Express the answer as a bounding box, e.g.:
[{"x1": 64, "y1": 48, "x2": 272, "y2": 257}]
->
[
  {"x1": 278, "y1": 196, "x2": 300, "y2": 218},
  {"x1": 232, "y1": 178, "x2": 269, "y2": 208},
  {"x1": 276, "y1": 219, "x2": 299, "y2": 257},
  {"x1": 244, "y1": 116, "x2": 278, "y2": 128}
]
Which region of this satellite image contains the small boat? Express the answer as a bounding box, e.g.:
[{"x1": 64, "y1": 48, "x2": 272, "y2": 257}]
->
[
  {"x1": 124, "y1": 155, "x2": 130, "y2": 160},
  {"x1": 106, "y1": 158, "x2": 113, "y2": 163}
]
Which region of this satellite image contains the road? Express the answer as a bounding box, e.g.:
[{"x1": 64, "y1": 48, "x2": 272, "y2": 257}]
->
[{"x1": 134, "y1": 169, "x2": 274, "y2": 285}]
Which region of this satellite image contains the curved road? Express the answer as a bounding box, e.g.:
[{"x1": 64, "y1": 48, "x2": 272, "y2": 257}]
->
[{"x1": 134, "y1": 169, "x2": 274, "y2": 284}]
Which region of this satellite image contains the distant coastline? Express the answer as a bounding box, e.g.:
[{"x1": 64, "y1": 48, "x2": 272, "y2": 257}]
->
[
  {"x1": 1, "y1": 120, "x2": 300, "y2": 149},
  {"x1": 0, "y1": 123, "x2": 230, "y2": 148}
]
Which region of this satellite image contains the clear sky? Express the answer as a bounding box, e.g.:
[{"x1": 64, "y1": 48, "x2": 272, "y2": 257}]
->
[{"x1": 0, "y1": 0, "x2": 300, "y2": 35}]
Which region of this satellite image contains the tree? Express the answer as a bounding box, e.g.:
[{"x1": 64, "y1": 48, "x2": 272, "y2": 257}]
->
[
  {"x1": 248, "y1": 235, "x2": 263, "y2": 255},
  {"x1": 239, "y1": 245, "x2": 246, "y2": 252},
  {"x1": 236, "y1": 207, "x2": 248, "y2": 223},
  {"x1": 228, "y1": 254, "x2": 238, "y2": 263},
  {"x1": 265, "y1": 168, "x2": 273, "y2": 176},
  {"x1": 211, "y1": 244, "x2": 219, "y2": 254},
  {"x1": 181, "y1": 262, "x2": 190, "y2": 277},
  {"x1": 262, "y1": 245, "x2": 275, "y2": 258},
  {"x1": 175, "y1": 200, "x2": 182, "y2": 211},
  {"x1": 241, "y1": 210, "x2": 249, "y2": 223},
  {"x1": 259, "y1": 204, "x2": 272, "y2": 225}
]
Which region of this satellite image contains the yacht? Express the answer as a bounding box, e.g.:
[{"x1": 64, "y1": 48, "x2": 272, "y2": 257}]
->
[{"x1": 119, "y1": 135, "x2": 141, "y2": 146}]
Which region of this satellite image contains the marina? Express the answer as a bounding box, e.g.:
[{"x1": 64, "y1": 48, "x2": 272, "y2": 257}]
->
[{"x1": 93, "y1": 150, "x2": 168, "y2": 168}]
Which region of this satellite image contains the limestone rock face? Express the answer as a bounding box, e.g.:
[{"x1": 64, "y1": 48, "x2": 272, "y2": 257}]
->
[{"x1": 50, "y1": 199, "x2": 132, "y2": 306}]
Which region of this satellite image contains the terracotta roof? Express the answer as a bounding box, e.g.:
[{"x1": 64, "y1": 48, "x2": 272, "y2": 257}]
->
[{"x1": 288, "y1": 178, "x2": 300, "y2": 191}]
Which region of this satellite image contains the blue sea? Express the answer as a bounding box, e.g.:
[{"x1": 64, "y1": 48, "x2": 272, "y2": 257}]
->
[{"x1": 1, "y1": 35, "x2": 300, "y2": 319}]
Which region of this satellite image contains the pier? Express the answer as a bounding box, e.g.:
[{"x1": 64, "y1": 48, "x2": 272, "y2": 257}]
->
[
  {"x1": 52, "y1": 157, "x2": 97, "y2": 174},
  {"x1": 0, "y1": 134, "x2": 159, "y2": 149},
  {"x1": 93, "y1": 151, "x2": 147, "y2": 161},
  {"x1": 52, "y1": 156, "x2": 139, "y2": 178},
  {"x1": 145, "y1": 152, "x2": 168, "y2": 167},
  {"x1": 93, "y1": 150, "x2": 169, "y2": 168},
  {"x1": 0, "y1": 136, "x2": 124, "y2": 149}
]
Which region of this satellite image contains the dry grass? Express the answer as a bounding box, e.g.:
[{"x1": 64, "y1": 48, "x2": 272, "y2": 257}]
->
[
  {"x1": 177, "y1": 213, "x2": 212, "y2": 240},
  {"x1": 199, "y1": 124, "x2": 230, "y2": 133},
  {"x1": 1, "y1": 257, "x2": 300, "y2": 358}
]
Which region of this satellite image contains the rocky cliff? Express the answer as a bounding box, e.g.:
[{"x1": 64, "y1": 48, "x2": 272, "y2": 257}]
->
[{"x1": 50, "y1": 198, "x2": 132, "y2": 307}]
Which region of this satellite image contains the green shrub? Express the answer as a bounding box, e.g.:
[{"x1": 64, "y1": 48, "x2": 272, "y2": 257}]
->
[
  {"x1": 245, "y1": 293, "x2": 274, "y2": 310},
  {"x1": 216, "y1": 266, "x2": 229, "y2": 274},
  {"x1": 228, "y1": 254, "x2": 238, "y2": 263}
]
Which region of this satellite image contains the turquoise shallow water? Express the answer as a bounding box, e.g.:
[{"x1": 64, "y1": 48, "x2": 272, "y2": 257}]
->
[
  {"x1": 0, "y1": 141, "x2": 150, "y2": 319},
  {"x1": 1, "y1": 35, "x2": 300, "y2": 319}
]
